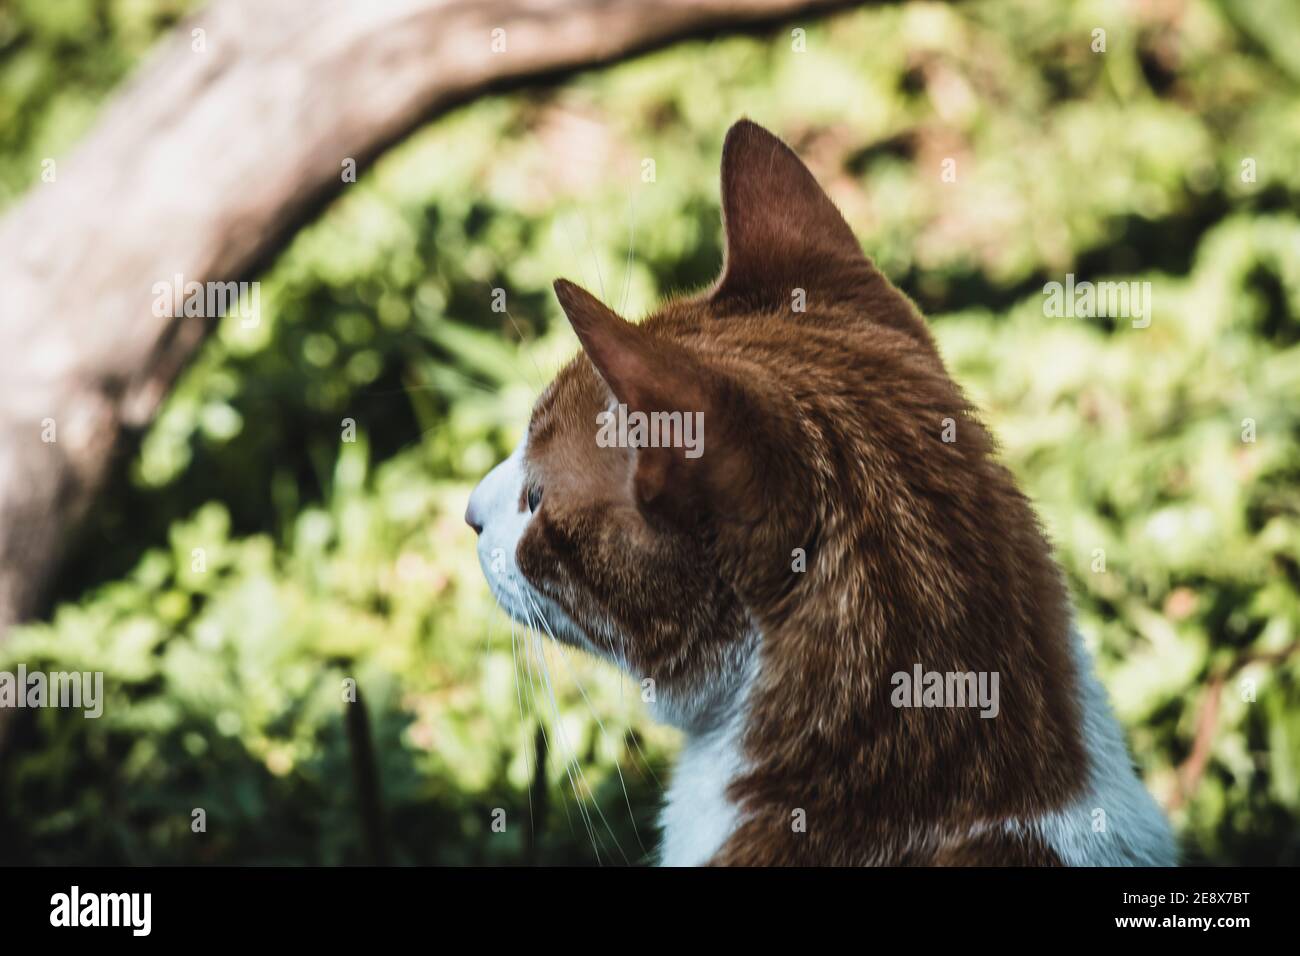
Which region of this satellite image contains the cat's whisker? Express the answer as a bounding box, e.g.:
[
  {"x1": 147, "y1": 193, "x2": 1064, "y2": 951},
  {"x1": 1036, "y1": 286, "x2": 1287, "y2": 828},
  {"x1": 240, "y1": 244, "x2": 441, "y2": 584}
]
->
[
  {"x1": 578, "y1": 206, "x2": 607, "y2": 303},
  {"x1": 518, "y1": 588, "x2": 647, "y2": 854},
  {"x1": 610, "y1": 677, "x2": 663, "y2": 792},
  {"x1": 530, "y1": 627, "x2": 629, "y2": 866},
  {"x1": 612, "y1": 628, "x2": 660, "y2": 786},
  {"x1": 514, "y1": 589, "x2": 628, "y2": 864},
  {"x1": 506, "y1": 614, "x2": 536, "y2": 845},
  {"x1": 556, "y1": 211, "x2": 598, "y2": 301},
  {"x1": 515, "y1": 607, "x2": 573, "y2": 837},
  {"x1": 551, "y1": 638, "x2": 659, "y2": 849},
  {"x1": 502, "y1": 307, "x2": 549, "y2": 396},
  {"x1": 477, "y1": 270, "x2": 545, "y2": 396},
  {"x1": 479, "y1": 598, "x2": 500, "y2": 661},
  {"x1": 528, "y1": 625, "x2": 596, "y2": 859},
  {"x1": 376, "y1": 367, "x2": 514, "y2": 463},
  {"x1": 511, "y1": 584, "x2": 602, "y2": 861},
  {"x1": 363, "y1": 366, "x2": 500, "y2": 399},
  {"x1": 620, "y1": 187, "x2": 637, "y2": 316}
]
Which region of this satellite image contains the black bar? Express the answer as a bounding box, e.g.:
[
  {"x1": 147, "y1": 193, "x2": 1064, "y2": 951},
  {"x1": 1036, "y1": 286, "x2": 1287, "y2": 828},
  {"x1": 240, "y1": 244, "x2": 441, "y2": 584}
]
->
[{"x1": 5, "y1": 865, "x2": 1285, "y2": 941}]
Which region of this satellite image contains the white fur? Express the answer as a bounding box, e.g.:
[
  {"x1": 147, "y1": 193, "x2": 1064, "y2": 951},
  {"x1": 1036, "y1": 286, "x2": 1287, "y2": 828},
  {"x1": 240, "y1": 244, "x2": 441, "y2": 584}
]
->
[
  {"x1": 1021, "y1": 630, "x2": 1178, "y2": 865},
  {"x1": 468, "y1": 439, "x2": 534, "y2": 621},
  {"x1": 657, "y1": 691, "x2": 751, "y2": 866}
]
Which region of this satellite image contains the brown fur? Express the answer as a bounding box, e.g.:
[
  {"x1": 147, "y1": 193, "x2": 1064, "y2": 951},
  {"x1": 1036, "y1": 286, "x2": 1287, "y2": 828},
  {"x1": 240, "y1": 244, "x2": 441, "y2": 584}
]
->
[{"x1": 517, "y1": 120, "x2": 1087, "y2": 865}]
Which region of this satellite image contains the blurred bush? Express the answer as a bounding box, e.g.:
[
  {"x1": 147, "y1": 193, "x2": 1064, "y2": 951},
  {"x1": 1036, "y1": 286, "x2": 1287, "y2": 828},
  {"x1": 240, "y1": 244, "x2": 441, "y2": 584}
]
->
[{"x1": 1, "y1": 0, "x2": 1297, "y2": 864}]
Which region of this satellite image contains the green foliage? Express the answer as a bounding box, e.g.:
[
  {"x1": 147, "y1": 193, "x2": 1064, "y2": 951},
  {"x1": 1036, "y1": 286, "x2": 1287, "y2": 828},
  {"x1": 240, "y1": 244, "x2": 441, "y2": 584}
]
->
[
  {"x1": 2, "y1": 0, "x2": 1298, "y2": 864},
  {"x1": 0, "y1": 0, "x2": 198, "y2": 204}
]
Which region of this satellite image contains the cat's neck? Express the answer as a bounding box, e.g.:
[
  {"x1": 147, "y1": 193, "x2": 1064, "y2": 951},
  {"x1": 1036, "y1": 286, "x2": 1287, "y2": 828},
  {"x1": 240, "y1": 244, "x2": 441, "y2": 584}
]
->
[{"x1": 656, "y1": 641, "x2": 758, "y2": 866}]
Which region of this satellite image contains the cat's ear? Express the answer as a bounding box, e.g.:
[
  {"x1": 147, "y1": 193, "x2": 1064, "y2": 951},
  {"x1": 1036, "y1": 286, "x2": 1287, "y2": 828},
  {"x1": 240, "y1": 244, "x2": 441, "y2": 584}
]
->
[
  {"x1": 710, "y1": 119, "x2": 871, "y2": 311},
  {"x1": 709, "y1": 119, "x2": 935, "y2": 353},
  {"x1": 553, "y1": 278, "x2": 707, "y2": 416},
  {"x1": 554, "y1": 278, "x2": 723, "y2": 520}
]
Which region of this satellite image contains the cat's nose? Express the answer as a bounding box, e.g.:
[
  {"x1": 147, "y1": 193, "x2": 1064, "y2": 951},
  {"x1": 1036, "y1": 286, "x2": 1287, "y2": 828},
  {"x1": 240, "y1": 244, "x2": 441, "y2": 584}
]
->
[
  {"x1": 466, "y1": 472, "x2": 496, "y2": 535},
  {"x1": 465, "y1": 498, "x2": 484, "y2": 535}
]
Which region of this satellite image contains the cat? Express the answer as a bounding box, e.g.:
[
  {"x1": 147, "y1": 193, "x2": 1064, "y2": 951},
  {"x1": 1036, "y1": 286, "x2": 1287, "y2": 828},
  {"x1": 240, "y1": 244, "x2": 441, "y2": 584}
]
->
[{"x1": 466, "y1": 119, "x2": 1176, "y2": 866}]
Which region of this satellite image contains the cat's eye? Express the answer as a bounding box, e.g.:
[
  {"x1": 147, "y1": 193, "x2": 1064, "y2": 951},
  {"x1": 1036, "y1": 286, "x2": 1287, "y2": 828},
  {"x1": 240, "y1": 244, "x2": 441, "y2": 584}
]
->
[{"x1": 527, "y1": 484, "x2": 543, "y2": 513}]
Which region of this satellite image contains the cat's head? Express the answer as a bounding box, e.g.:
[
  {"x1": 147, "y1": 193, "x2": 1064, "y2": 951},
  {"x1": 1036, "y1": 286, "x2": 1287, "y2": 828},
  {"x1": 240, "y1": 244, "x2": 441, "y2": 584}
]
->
[{"x1": 467, "y1": 119, "x2": 942, "y2": 730}]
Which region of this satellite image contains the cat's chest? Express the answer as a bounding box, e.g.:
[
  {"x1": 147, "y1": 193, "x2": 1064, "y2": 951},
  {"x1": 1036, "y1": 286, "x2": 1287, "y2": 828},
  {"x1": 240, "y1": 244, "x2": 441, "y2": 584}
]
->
[{"x1": 658, "y1": 716, "x2": 747, "y2": 866}]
